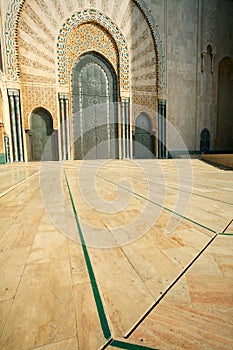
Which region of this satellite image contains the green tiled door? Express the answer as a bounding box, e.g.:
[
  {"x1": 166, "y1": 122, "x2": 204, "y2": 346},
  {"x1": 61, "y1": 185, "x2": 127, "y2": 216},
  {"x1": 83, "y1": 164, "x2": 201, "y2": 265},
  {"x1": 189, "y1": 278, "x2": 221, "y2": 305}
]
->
[{"x1": 72, "y1": 53, "x2": 118, "y2": 159}]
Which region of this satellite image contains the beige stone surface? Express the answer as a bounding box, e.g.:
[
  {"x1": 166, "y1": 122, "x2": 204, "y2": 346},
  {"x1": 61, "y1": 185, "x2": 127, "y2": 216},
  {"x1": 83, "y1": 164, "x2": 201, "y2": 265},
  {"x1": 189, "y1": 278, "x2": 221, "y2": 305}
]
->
[
  {"x1": 31, "y1": 337, "x2": 79, "y2": 350},
  {"x1": 203, "y1": 154, "x2": 233, "y2": 168},
  {"x1": 0, "y1": 299, "x2": 12, "y2": 335},
  {"x1": 0, "y1": 160, "x2": 232, "y2": 349},
  {"x1": 129, "y1": 236, "x2": 233, "y2": 350},
  {"x1": 224, "y1": 220, "x2": 233, "y2": 234},
  {"x1": 0, "y1": 260, "x2": 76, "y2": 350},
  {"x1": 73, "y1": 283, "x2": 106, "y2": 350}
]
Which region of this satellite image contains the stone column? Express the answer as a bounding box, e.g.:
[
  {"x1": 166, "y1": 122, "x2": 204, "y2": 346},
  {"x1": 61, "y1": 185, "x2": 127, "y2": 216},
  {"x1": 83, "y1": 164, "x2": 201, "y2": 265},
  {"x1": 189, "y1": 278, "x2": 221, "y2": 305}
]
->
[
  {"x1": 8, "y1": 90, "x2": 19, "y2": 162},
  {"x1": 15, "y1": 94, "x2": 24, "y2": 161},
  {"x1": 4, "y1": 135, "x2": 10, "y2": 163},
  {"x1": 64, "y1": 97, "x2": 70, "y2": 160},
  {"x1": 59, "y1": 93, "x2": 67, "y2": 160},
  {"x1": 125, "y1": 98, "x2": 130, "y2": 159},
  {"x1": 121, "y1": 98, "x2": 130, "y2": 159},
  {"x1": 158, "y1": 99, "x2": 166, "y2": 158},
  {"x1": 121, "y1": 99, "x2": 126, "y2": 159}
]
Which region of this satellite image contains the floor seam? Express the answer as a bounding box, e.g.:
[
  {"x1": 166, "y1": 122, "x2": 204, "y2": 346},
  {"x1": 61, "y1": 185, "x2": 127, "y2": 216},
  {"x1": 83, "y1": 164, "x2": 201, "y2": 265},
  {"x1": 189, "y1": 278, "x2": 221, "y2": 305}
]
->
[
  {"x1": 124, "y1": 233, "x2": 218, "y2": 338},
  {"x1": 0, "y1": 183, "x2": 43, "y2": 339},
  {"x1": 222, "y1": 219, "x2": 233, "y2": 233},
  {"x1": 68, "y1": 240, "x2": 80, "y2": 348},
  {"x1": 0, "y1": 171, "x2": 39, "y2": 198},
  {"x1": 94, "y1": 172, "x2": 217, "y2": 234}
]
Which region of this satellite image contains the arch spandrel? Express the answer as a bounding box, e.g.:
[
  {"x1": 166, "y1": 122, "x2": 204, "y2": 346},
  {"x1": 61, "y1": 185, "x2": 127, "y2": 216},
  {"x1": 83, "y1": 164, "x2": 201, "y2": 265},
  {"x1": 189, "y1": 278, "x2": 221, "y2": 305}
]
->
[
  {"x1": 65, "y1": 22, "x2": 119, "y2": 84},
  {"x1": 5, "y1": 0, "x2": 164, "y2": 94},
  {"x1": 58, "y1": 9, "x2": 129, "y2": 94}
]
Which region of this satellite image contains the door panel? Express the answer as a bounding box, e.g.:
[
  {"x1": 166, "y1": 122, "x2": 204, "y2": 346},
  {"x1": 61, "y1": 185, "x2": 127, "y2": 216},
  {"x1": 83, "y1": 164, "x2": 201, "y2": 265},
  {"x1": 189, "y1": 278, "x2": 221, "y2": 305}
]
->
[{"x1": 72, "y1": 53, "x2": 118, "y2": 160}]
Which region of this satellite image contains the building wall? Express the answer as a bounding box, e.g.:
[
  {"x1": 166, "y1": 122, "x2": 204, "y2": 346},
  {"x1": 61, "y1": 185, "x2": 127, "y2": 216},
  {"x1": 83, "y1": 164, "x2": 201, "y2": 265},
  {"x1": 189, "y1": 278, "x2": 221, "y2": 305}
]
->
[{"x1": 0, "y1": 0, "x2": 232, "y2": 161}]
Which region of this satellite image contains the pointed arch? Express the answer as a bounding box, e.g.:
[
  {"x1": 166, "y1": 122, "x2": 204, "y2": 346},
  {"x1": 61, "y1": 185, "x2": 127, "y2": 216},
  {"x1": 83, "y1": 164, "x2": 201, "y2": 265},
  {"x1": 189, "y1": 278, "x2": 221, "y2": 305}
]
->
[
  {"x1": 133, "y1": 112, "x2": 155, "y2": 158},
  {"x1": 5, "y1": 0, "x2": 165, "y2": 93},
  {"x1": 216, "y1": 57, "x2": 233, "y2": 151},
  {"x1": 28, "y1": 107, "x2": 58, "y2": 161},
  {"x1": 57, "y1": 9, "x2": 129, "y2": 93}
]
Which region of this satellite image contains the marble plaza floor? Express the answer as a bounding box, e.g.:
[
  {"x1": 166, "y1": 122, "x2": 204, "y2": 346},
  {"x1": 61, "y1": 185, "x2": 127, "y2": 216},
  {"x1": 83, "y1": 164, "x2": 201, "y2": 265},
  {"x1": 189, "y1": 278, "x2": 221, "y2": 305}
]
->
[{"x1": 0, "y1": 159, "x2": 232, "y2": 350}]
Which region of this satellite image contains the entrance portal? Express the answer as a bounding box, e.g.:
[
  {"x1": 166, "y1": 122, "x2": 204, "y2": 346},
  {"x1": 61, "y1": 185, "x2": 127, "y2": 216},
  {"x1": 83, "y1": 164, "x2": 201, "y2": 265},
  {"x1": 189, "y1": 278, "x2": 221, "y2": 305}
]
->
[{"x1": 72, "y1": 53, "x2": 118, "y2": 159}]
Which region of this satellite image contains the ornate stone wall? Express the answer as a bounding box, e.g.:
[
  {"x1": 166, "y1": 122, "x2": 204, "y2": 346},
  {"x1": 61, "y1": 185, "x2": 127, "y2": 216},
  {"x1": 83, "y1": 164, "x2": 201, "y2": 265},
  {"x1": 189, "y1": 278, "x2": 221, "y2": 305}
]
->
[
  {"x1": 57, "y1": 9, "x2": 127, "y2": 91},
  {"x1": 5, "y1": 0, "x2": 161, "y2": 94},
  {"x1": 3, "y1": 0, "x2": 164, "y2": 159},
  {"x1": 65, "y1": 22, "x2": 118, "y2": 80},
  {"x1": 20, "y1": 85, "x2": 58, "y2": 129}
]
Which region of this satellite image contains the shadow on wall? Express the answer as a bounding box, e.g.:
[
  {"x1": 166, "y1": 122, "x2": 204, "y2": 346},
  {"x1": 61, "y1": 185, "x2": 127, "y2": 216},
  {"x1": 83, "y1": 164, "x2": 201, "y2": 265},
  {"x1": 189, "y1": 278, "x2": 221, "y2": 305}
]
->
[{"x1": 216, "y1": 57, "x2": 233, "y2": 152}]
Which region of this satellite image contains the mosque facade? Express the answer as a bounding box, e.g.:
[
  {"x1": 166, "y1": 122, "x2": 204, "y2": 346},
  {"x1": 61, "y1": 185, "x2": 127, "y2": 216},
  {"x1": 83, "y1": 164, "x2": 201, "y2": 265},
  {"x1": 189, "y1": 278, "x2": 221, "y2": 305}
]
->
[{"x1": 0, "y1": 0, "x2": 232, "y2": 163}]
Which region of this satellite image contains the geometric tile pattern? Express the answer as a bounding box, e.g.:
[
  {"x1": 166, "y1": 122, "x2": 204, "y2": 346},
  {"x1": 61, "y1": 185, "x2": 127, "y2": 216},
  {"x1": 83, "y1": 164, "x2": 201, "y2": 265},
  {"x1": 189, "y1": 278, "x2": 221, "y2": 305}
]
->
[
  {"x1": 58, "y1": 9, "x2": 129, "y2": 91},
  {"x1": 4, "y1": 0, "x2": 161, "y2": 126},
  {"x1": 20, "y1": 84, "x2": 58, "y2": 129},
  {"x1": 5, "y1": 0, "x2": 165, "y2": 93},
  {"x1": 65, "y1": 22, "x2": 118, "y2": 85}
]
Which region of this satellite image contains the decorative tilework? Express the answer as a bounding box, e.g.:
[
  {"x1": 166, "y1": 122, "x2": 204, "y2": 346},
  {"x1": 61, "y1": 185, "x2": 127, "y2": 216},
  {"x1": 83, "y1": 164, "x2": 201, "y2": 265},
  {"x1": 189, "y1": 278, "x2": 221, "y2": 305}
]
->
[
  {"x1": 5, "y1": 0, "x2": 24, "y2": 81},
  {"x1": 21, "y1": 85, "x2": 58, "y2": 129},
  {"x1": 57, "y1": 9, "x2": 129, "y2": 91},
  {"x1": 134, "y1": 0, "x2": 166, "y2": 93},
  {"x1": 66, "y1": 23, "x2": 118, "y2": 82},
  {"x1": 5, "y1": 0, "x2": 165, "y2": 92}
]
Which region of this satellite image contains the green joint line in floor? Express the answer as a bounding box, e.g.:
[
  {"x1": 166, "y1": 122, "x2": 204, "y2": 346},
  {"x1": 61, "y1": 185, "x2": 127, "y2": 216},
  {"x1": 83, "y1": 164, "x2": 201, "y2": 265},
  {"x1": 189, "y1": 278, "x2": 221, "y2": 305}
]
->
[
  {"x1": 64, "y1": 171, "x2": 112, "y2": 341},
  {"x1": 222, "y1": 219, "x2": 233, "y2": 234},
  {"x1": 96, "y1": 173, "x2": 217, "y2": 234},
  {"x1": 110, "y1": 339, "x2": 159, "y2": 350},
  {"x1": 124, "y1": 232, "x2": 218, "y2": 339},
  {"x1": 139, "y1": 177, "x2": 233, "y2": 206},
  {"x1": 218, "y1": 233, "x2": 233, "y2": 236},
  {"x1": 115, "y1": 171, "x2": 232, "y2": 206}
]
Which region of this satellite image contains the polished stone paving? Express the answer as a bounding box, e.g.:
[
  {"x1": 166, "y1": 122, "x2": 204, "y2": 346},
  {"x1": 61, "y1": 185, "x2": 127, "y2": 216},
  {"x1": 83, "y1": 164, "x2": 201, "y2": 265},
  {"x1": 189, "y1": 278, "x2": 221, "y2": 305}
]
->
[{"x1": 0, "y1": 159, "x2": 232, "y2": 350}]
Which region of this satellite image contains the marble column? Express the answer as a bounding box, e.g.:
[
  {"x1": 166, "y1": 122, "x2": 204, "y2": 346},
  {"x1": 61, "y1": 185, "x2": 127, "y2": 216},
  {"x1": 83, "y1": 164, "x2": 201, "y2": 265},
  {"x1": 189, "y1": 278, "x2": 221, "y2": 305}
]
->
[
  {"x1": 8, "y1": 89, "x2": 24, "y2": 162},
  {"x1": 121, "y1": 99, "x2": 126, "y2": 159},
  {"x1": 15, "y1": 95, "x2": 24, "y2": 161},
  {"x1": 59, "y1": 97, "x2": 66, "y2": 160},
  {"x1": 4, "y1": 135, "x2": 10, "y2": 163},
  {"x1": 125, "y1": 99, "x2": 130, "y2": 159},
  {"x1": 158, "y1": 99, "x2": 166, "y2": 159},
  {"x1": 8, "y1": 93, "x2": 18, "y2": 162},
  {"x1": 121, "y1": 98, "x2": 130, "y2": 159},
  {"x1": 64, "y1": 97, "x2": 71, "y2": 160},
  {"x1": 59, "y1": 93, "x2": 70, "y2": 160}
]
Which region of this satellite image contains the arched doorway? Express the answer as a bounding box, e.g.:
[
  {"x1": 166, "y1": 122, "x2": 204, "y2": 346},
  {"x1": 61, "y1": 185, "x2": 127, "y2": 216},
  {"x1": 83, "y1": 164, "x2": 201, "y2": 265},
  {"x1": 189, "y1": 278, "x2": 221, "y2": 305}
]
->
[
  {"x1": 200, "y1": 128, "x2": 210, "y2": 153},
  {"x1": 133, "y1": 113, "x2": 155, "y2": 158},
  {"x1": 28, "y1": 108, "x2": 58, "y2": 161},
  {"x1": 216, "y1": 57, "x2": 233, "y2": 151},
  {"x1": 72, "y1": 52, "x2": 118, "y2": 159}
]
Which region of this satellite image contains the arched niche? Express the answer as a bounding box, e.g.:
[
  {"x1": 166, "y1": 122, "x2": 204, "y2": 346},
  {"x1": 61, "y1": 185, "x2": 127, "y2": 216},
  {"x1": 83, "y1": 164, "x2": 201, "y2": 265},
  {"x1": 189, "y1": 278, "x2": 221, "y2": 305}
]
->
[
  {"x1": 133, "y1": 112, "x2": 155, "y2": 159},
  {"x1": 200, "y1": 128, "x2": 210, "y2": 153},
  {"x1": 216, "y1": 57, "x2": 233, "y2": 151},
  {"x1": 28, "y1": 107, "x2": 58, "y2": 161}
]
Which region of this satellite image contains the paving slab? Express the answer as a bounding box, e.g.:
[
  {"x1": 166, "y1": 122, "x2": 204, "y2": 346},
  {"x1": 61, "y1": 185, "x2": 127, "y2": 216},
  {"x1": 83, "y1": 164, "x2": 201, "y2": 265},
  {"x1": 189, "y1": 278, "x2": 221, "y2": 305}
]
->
[
  {"x1": 128, "y1": 236, "x2": 233, "y2": 350},
  {"x1": 0, "y1": 160, "x2": 232, "y2": 350}
]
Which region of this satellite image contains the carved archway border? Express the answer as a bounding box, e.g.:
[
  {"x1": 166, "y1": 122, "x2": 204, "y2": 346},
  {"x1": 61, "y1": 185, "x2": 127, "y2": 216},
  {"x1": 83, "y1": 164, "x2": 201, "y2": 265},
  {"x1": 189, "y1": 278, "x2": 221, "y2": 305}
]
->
[
  {"x1": 5, "y1": 0, "x2": 166, "y2": 93},
  {"x1": 5, "y1": 0, "x2": 23, "y2": 81},
  {"x1": 134, "y1": 0, "x2": 166, "y2": 94},
  {"x1": 57, "y1": 9, "x2": 129, "y2": 92}
]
